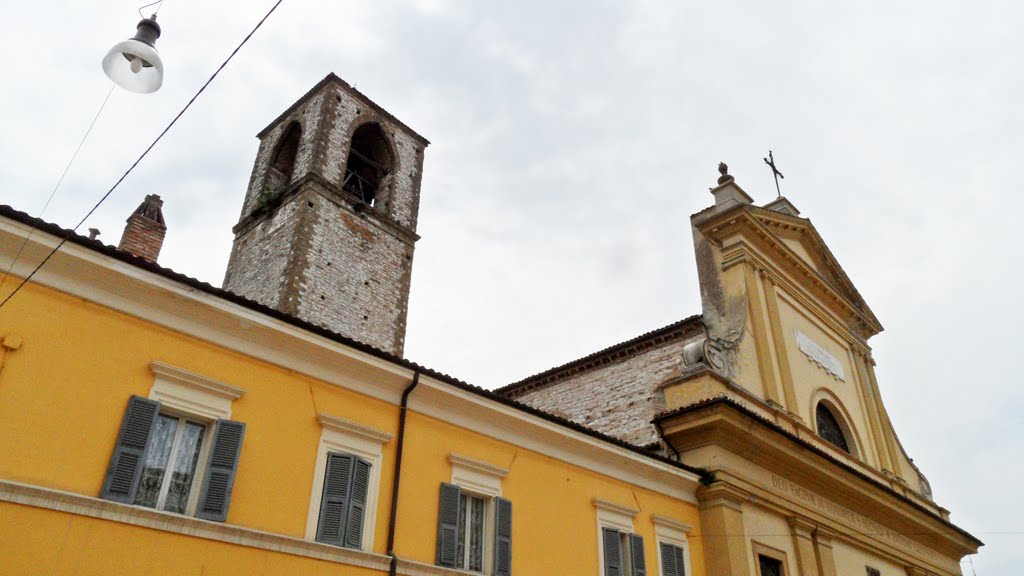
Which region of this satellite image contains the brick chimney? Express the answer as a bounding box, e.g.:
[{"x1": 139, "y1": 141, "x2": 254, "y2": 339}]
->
[{"x1": 118, "y1": 194, "x2": 166, "y2": 263}]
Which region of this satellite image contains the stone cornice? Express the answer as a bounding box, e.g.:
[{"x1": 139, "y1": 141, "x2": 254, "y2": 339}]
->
[
  {"x1": 318, "y1": 413, "x2": 394, "y2": 445},
  {"x1": 592, "y1": 498, "x2": 641, "y2": 518},
  {"x1": 232, "y1": 173, "x2": 420, "y2": 246},
  {"x1": 150, "y1": 361, "x2": 247, "y2": 400},
  {"x1": 656, "y1": 398, "x2": 981, "y2": 557},
  {"x1": 448, "y1": 454, "x2": 509, "y2": 479}
]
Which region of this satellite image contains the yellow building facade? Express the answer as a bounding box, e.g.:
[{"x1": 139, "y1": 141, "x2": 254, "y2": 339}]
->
[
  {"x1": 0, "y1": 73, "x2": 710, "y2": 576},
  {"x1": 0, "y1": 207, "x2": 706, "y2": 575}
]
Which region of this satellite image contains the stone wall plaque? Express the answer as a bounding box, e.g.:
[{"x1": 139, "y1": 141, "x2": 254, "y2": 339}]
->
[{"x1": 795, "y1": 330, "x2": 845, "y2": 381}]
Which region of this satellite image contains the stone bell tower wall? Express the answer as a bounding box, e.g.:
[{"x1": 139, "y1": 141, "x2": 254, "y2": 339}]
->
[{"x1": 223, "y1": 74, "x2": 428, "y2": 356}]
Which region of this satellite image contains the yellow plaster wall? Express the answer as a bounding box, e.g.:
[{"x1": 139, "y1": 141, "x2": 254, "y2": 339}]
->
[
  {"x1": 830, "y1": 539, "x2": 910, "y2": 576},
  {"x1": 774, "y1": 291, "x2": 876, "y2": 463},
  {"x1": 743, "y1": 505, "x2": 798, "y2": 576},
  {"x1": 0, "y1": 501, "x2": 381, "y2": 576},
  {"x1": 0, "y1": 281, "x2": 706, "y2": 575},
  {"x1": 779, "y1": 237, "x2": 820, "y2": 273}
]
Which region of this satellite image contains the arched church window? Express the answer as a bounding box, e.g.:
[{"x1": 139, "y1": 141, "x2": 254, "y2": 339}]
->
[
  {"x1": 342, "y1": 123, "x2": 393, "y2": 206},
  {"x1": 815, "y1": 402, "x2": 851, "y2": 454},
  {"x1": 272, "y1": 122, "x2": 302, "y2": 177}
]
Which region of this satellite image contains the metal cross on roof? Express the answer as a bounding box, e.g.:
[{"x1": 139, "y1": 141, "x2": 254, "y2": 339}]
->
[{"x1": 763, "y1": 150, "x2": 784, "y2": 198}]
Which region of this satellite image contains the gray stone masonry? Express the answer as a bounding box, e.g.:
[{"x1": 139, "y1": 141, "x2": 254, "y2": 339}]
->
[
  {"x1": 223, "y1": 74, "x2": 428, "y2": 356},
  {"x1": 504, "y1": 319, "x2": 705, "y2": 446}
]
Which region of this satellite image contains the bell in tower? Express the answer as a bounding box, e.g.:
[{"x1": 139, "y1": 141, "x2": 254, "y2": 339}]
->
[{"x1": 223, "y1": 74, "x2": 428, "y2": 356}]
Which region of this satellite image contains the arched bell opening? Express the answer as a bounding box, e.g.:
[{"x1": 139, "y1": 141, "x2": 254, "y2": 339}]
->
[{"x1": 342, "y1": 123, "x2": 394, "y2": 206}]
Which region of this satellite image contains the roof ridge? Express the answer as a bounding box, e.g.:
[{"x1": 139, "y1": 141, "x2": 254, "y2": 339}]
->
[{"x1": 497, "y1": 315, "x2": 704, "y2": 398}]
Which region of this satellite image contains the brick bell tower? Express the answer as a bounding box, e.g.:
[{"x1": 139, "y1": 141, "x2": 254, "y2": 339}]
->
[{"x1": 223, "y1": 74, "x2": 428, "y2": 356}]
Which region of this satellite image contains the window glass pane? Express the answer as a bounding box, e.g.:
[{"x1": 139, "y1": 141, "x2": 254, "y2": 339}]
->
[
  {"x1": 816, "y1": 404, "x2": 850, "y2": 453},
  {"x1": 456, "y1": 493, "x2": 468, "y2": 569},
  {"x1": 759, "y1": 555, "x2": 782, "y2": 576},
  {"x1": 468, "y1": 496, "x2": 484, "y2": 572},
  {"x1": 163, "y1": 421, "x2": 205, "y2": 513},
  {"x1": 133, "y1": 414, "x2": 178, "y2": 509}
]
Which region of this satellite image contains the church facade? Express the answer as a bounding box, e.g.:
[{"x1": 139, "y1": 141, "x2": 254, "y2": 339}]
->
[
  {"x1": 0, "y1": 74, "x2": 979, "y2": 576},
  {"x1": 500, "y1": 168, "x2": 982, "y2": 575}
]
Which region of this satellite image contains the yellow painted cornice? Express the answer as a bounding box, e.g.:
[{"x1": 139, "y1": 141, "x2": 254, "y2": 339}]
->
[{"x1": 657, "y1": 399, "x2": 982, "y2": 559}]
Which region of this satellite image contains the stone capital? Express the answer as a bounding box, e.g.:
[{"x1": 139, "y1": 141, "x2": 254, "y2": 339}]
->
[
  {"x1": 698, "y1": 482, "x2": 750, "y2": 512},
  {"x1": 788, "y1": 515, "x2": 817, "y2": 538}
]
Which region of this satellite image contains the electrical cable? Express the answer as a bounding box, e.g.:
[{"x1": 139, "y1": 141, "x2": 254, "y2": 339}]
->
[
  {"x1": 0, "y1": 0, "x2": 285, "y2": 312},
  {"x1": 0, "y1": 84, "x2": 115, "y2": 297}
]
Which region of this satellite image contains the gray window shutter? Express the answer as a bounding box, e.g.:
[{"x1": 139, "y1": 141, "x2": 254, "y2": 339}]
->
[
  {"x1": 603, "y1": 528, "x2": 622, "y2": 576},
  {"x1": 630, "y1": 533, "x2": 646, "y2": 576},
  {"x1": 673, "y1": 545, "x2": 686, "y2": 576},
  {"x1": 493, "y1": 497, "x2": 512, "y2": 576},
  {"x1": 317, "y1": 453, "x2": 354, "y2": 545},
  {"x1": 344, "y1": 457, "x2": 371, "y2": 549},
  {"x1": 660, "y1": 542, "x2": 685, "y2": 576},
  {"x1": 196, "y1": 419, "x2": 245, "y2": 522},
  {"x1": 101, "y1": 395, "x2": 161, "y2": 503},
  {"x1": 436, "y1": 483, "x2": 461, "y2": 567}
]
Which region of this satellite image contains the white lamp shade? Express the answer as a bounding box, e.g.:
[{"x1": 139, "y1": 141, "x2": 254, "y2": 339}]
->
[{"x1": 102, "y1": 39, "x2": 164, "y2": 93}]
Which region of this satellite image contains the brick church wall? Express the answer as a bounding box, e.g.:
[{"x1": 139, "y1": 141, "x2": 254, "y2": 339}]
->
[{"x1": 508, "y1": 323, "x2": 705, "y2": 447}]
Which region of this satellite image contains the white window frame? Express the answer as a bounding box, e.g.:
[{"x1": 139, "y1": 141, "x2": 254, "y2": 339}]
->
[
  {"x1": 449, "y1": 453, "x2": 508, "y2": 575},
  {"x1": 305, "y1": 413, "x2": 393, "y2": 550},
  {"x1": 594, "y1": 498, "x2": 639, "y2": 576},
  {"x1": 653, "y1": 514, "x2": 693, "y2": 576},
  {"x1": 145, "y1": 361, "x2": 246, "y2": 516}
]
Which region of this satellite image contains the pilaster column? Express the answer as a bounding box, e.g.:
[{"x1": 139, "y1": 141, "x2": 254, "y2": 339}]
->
[
  {"x1": 852, "y1": 349, "x2": 892, "y2": 472},
  {"x1": 698, "y1": 483, "x2": 751, "y2": 576},
  {"x1": 761, "y1": 273, "x2": 800, "y2": 418},
  {"x1": 743, "y1": 265, "x2": 783, "y2": 407},
  {"x1": 812, "y1": 526, "x2": 838, "y2": 576},
  {"x1": 788, "y1": 516, "x2": 820, "y2": 576}
]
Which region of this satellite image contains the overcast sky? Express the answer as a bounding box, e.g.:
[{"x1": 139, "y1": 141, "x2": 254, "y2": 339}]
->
[{"x1": 2, "y1": 1, "x2": 1020, "y2": 572}]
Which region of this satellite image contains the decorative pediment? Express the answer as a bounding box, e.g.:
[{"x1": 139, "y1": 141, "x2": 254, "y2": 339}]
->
[{"x1": 696, "y1": 205, "x2": 883, "y2": 338}]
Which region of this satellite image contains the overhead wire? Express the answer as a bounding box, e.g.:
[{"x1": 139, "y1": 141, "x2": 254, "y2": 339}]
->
[
  {"x1": 0, "y1": 84, "x2": 115, "y2": 296},
  {"x1": 0, "y1": 0, "x2": 285, "y2": 312}
]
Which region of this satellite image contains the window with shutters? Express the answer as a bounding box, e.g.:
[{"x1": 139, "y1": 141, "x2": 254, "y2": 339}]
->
[
  {"x1": 101, "y1": 395, "x2": 246, "y2": 522},
  {"x1": 436, "y1": 454, "x2": 512, "y2": 576},
  {"x1": 594, "y1": 499, "x2": 645, "y2": 576},
  {"x1": 132, "y1": 413, "x2": 207, "y2": 513},
  {"x1": 304, "y1": 413, "x2": 392, "y2": 551},
  {"x1": 101, "y1": 364, "x2": 247, "y2": 520},
  {"x1": 653, "y1": 515, "x2": 692, "y2": 576},
  {"x1": 315, "y1": 452, "x2": 371, "y2": 549},
  {"x1": 601, "y1": 528, "x2": 646, "y2": 576}
]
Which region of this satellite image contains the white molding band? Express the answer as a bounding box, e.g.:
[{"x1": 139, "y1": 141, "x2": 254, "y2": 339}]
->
[
  {"x1": 448, "y1": 454, "x2": 509, "y2": 479},
  {"x1": 0, "y1": 479, "x2": 472, "y2": 576},
  {"x1": 318, "y1": 413, "x2": 395, "y2": 445},
  {"x1": 449, "y1": 453, "x2": 507, "y2": 498},
  {"x1": 148, "y1": 361, "x2": 246, "y2": 421},
  {"x1": 652, "y1": 514, "x2": 692, "y2": 545},
  {"x1": 593, "y1": 498, "x2": 637, "y2": 533}
]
